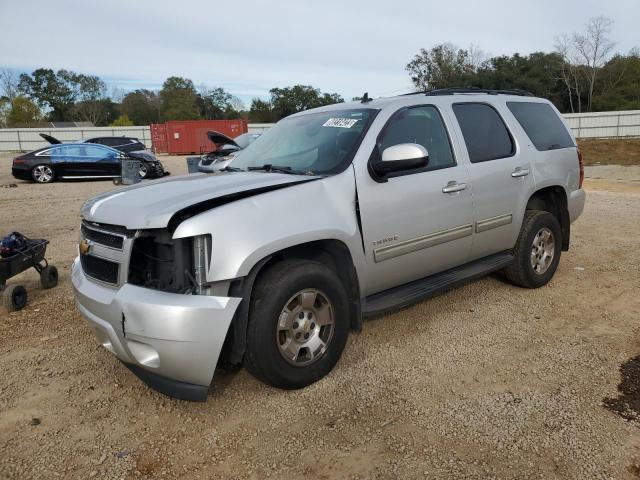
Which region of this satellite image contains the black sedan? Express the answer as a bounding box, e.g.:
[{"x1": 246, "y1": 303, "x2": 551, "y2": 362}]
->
[
  {"x1": 40, "y1": 133, "x2": 147, "y2": 154},
  {"x1": 12, "y1": 143, "x2": 165, "y2": 184}
]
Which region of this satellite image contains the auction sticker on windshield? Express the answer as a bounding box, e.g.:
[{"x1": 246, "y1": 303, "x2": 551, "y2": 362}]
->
[{"x1": 323, "y1": 118, "x2": 359, "y2": 128}]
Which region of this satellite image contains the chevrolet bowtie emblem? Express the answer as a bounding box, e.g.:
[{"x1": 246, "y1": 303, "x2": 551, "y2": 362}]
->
[{"x1": 79, "y1": 239, "x2": 91, "y2": 255}]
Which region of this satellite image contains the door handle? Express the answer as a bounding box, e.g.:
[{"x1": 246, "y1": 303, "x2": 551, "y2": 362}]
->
[
  {"x1": 442, "y1": 181, "x2": 467, "y2": 194},
  {"x1": 511, "y1": 167, "x2": 530, "y2": 178}
]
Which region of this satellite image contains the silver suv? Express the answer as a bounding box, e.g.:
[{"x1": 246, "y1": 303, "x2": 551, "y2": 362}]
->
[{"x1": 73, "y1": 88, "x2": 585, "y2": 401}]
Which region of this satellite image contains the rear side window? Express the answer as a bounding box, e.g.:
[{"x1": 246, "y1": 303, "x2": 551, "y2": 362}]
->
[
  {"x1": 507, "y1": 102, "x2": 575, "y2": 151},
  {"x1": 453, "y1": 103, "x2": 514, "y2": 163}
]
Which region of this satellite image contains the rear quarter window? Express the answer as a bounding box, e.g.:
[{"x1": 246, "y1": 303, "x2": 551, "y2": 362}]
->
[{"x1": 507, "y1": 102, "x2": 575, "y2": 151}]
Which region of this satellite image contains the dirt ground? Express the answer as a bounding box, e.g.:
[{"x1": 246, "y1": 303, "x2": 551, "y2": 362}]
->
[
  {"x1": 1, "y1": 151, "x2": 640, "y2": 479},
  {"x1": 578, "y1": 138, "x2": 640, "y2": 167}
]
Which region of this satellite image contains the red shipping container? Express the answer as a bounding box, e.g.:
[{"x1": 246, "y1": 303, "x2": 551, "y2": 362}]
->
[{"x1": 151, "y1": 119, "x2": 248, "y2": 155}]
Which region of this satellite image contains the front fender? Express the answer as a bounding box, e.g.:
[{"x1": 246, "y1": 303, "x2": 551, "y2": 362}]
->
[{"x1": 172, "y1": 169, "x2": 365, "y2": 286}]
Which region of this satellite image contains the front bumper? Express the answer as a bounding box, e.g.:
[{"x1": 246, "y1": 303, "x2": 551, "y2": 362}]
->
[{"x1": 72, "y1": 257, "x2": 241, "y2": 400}]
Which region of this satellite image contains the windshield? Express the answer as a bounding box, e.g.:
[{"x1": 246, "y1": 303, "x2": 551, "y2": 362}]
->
[{"x1": 231, "y1": 108, "x2": 376, "y2": 174}]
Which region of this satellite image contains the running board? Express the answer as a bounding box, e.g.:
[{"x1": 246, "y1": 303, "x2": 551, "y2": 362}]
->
[{"x1": 363, "y1": 251, "x2": 514, "y2": 317}]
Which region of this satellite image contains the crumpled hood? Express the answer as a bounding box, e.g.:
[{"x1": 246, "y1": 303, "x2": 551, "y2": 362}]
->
[{"x1": 81, "y1": 172, "x2": 318, "y2": 230}]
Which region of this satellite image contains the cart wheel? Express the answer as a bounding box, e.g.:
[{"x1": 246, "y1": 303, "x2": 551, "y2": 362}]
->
[
  {"x1": 40, "y1": 265, "x2": 59, "y2": 289},
  {"x1": 3, "y1": 285, "x2": 28, "y2": 312},
  {"x1": 113, "y1": 178, "x2": 122, "y2": 185}
]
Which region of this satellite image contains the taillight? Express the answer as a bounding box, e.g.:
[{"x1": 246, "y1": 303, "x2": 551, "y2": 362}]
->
[
  {"x1": 577, "y1": 147, "x2": 584, "y2": 189},
  {"x1": 13, "y1": 158, "x2": 26, "y2": 165}
]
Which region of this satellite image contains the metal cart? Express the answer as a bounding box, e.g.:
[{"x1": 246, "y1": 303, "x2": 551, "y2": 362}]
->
[{"x1": 0, "y1": 238, "x2": 58, "y2": 311}]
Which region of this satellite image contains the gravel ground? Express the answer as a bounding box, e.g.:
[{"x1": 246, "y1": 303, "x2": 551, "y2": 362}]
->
[{"x1": 1, "y1": 153, "x2": 640, "y2": 479}]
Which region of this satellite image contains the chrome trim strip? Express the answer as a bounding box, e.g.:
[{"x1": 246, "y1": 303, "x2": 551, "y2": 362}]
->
[
  {"x1": 475, "y1": 213, "x2": 512, "y2": 233},
  {"x1": 60, "y1": 175, "x2": 119, "y2": 179},
  {"x1": 374, "y1": 224, "x2": 473, "y2": 263}
]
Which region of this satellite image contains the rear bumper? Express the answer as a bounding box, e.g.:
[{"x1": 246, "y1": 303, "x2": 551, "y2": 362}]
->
[
  {"x1": 11, "y1": 167, "x2": 31, "y2": 181},
  {"x1": 71, "y1": 257, "x2": 241, "y2": 399},
  {"x1": 568, "y1": 188, "x2": 586, "y2": 223}
]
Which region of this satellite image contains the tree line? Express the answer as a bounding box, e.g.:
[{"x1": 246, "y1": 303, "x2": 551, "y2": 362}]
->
[
  {"x1": 0, "y1": 15, "x2": 637, "y2": 127},
  {"x1": 406, "y1": 16, "x2": 639, "y2": 113},
  {"x1": 0, "y1": 69, "x2": 344, "y2": 127}
]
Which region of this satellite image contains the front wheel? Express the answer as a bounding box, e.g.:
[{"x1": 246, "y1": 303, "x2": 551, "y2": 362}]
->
[
  {"x1": 504, "y1": 210, "x2": 562, "y2": 288},
  {"x1": 245, "y1": 259, "x2": 350, "y2": 389},
  {"x1": 139, "y1": 163, "x2": 149, "y2": 179},
  {"x1": 32, "y1": 165, "x2": 55, "y2": 184}
]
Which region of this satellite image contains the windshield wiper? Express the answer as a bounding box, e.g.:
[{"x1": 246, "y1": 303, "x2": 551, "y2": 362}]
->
[
  {"x1": 218, "y1": 166, "x2": 244, "y2": 172},
  {"x1": 247, "y1": 164, "x2": 314, "y2": 175}
]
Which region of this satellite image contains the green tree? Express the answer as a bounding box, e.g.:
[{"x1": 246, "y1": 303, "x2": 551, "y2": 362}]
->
[
  {"x1": 7, "y1": 96, "x2": 41, "y2": 126},
  {"x1": 18, "y1": 68, "x2": 107, "y2": 122},
  {"x1": 110, "y1": 113, "x2": 134, "y2": 126},
  {"x1": 475, "y1": 52, "x2": 568, "y2": 110},
  {"x1": 248, "y1": 98, "x2": 274, "y2": 123},
  {"x1": 0, "y1": 97, "x2": 11, "y2": 127},
  {"x1": 121, "y1": 89, "x2": 161, "y2": 125},
  {"x1": 406, "y1": 43, "x2": 475, "y2": 91},
  {"x1": 268, "y1": 85, "x2": 344, "y2": 120},
  {"x1": 159, "y1": 76, "x2": 200, "y2": 120},
  {"x1": 197, "y1": 86, "x2": 232, "y2": 119},
  {"x1": 592, "y1": 51, "x2": 640, "y2": 111}
]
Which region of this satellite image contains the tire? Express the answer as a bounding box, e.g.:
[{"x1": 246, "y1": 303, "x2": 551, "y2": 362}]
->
[
  {"x1": 31, "y1": 164, "x2": 55, "y2": 184},
  {"x1": 504, "y1": 210, "x2": 562, "y2": 288},
  {"x1": 3, "y1": 285, "x2": 28, "y2": 312},
  {"x1": 139, "y1": 163, "x2": 149, "y2": 179},
  {"x1": 245, "y1": 259, "x2": 350, "y2": 389},
  {"x1": 40, "y1": 265, "x2": 58, "y2": 289}
]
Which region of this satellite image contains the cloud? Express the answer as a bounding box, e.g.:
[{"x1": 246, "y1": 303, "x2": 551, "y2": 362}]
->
[{"x1": 1, "y1": 0, "x2": 638, "y2": 103}]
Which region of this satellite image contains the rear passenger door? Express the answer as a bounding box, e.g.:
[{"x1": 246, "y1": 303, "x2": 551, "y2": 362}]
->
[{"x1": 451, "y1": 102, "x2": 535, "y2": 260}]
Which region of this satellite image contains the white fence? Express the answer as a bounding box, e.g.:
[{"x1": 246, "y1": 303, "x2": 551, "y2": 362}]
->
[
  {"x1": 0, "y1": 111, "x2": 638, "y2": 152},
  {"x1": 564, "y1": 110, "x2": 640, "y2": 139},
  {"x1": 0, "y1": 126, "x2": 153, "y2": 152}
]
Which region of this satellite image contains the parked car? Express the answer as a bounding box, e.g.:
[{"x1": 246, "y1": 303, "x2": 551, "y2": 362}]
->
[
  {"x1": 197, "y1": 131, "x2": 261, "y2": 173},
  {"x1": 73, "y1": 88, "x2": 585, "y2": 401},
  {"x1": 12, "y1": 142, "x2": 165, "y2": 183},
  {"x1": 40, "y1": 133, "x2": 147, "y2": 154}
]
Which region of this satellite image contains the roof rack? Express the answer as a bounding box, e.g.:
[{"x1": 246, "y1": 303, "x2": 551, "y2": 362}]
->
[{"x1": 402, "y1": 87, "x2": 534, "y2": 97}]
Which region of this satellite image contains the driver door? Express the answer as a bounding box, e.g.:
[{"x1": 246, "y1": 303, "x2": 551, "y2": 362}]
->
[{"x1": 355, "y1": 105, "x2": 474, "y2": 295}]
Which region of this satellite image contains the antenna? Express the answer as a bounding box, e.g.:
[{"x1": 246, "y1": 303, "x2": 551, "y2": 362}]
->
[{"x1": 360, "y1": 92, "x2": 372, "y2": 103}]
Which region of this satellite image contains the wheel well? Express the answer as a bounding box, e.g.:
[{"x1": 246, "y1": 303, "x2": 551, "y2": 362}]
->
[
  {"x1": 220, "y1": 240, "x2": 361, "y2": 366},
  {"x1": 526, "y1": 186, "x2": 570, "y2": 251}
]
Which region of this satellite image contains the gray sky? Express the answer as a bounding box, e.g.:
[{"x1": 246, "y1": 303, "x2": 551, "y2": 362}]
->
[{"x1": 1, "y1": 0, "x2": 638, "y2": 105}]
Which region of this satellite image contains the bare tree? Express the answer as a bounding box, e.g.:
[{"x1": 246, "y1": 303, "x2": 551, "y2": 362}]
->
[
  {"x1": 554, "y1": 34, "x2": 583, "y2": 113},
  {"x1": 467, "y1": 44, "x2": 489, "y2": 70},
  {"x1": 573, "y1": 16, "x2": 615, "y2": 111},
  {"x1": 0, "y1": 68, "x2": 20, "y2": 102}
]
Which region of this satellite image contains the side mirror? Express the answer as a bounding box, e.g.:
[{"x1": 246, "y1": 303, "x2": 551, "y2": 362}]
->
[{"x1": 373, "y1": 143, "x2": 429, "y2": 176}]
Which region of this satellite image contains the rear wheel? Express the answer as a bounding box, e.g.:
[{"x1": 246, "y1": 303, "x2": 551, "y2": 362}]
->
[
  {"x1": 504, "y1": 210, "x2": 562, "y2": 288},
  {"x1": 40, "y1": 265, "x2": 59, "y2": 289},
  {"x1": 245, "y1": 259, "x2": 350, "y2": 389},
  {"x1": 32, "y1": 165, "x2": 55, "y2": 184},
  {"x1": 3, "y1": 285, "x2": 28, "y2": 311}
]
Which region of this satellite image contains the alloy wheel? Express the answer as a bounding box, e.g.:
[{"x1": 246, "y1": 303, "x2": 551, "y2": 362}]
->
[
  {"x1": 530, "y1": 227, "x2": 555, "y2": 274},
  {"x1": 33, "y1": 165, "x2": 53, "y2": 183},
  {"x1": 276, "y1": 289, "x2": 335, "y2": 367}
]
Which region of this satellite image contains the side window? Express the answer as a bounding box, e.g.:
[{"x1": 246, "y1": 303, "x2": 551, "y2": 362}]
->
[
  {"x1": 507, "y1": 102, "x2": 574, "y2": 151},
  {"x1": 85, "y1": 145, "x2": 117, "y2": 161},
  {"x1": 379, "y1": 106, "x2": 455, "y2": 170},
  {"x1": 453, "y1": 103, "x2": 514, "y2": 163}
]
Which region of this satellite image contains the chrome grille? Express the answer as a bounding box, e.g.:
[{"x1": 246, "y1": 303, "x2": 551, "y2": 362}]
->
[
  {"x1": 80, "y1": 254, "x2": 119, "y2": 284},
  {"x1": 81, "y1": 223, "x2": 124, "y2": 249},
  {"x1": 79, "y1": 221, "x2": 134, "y2": 286}
]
